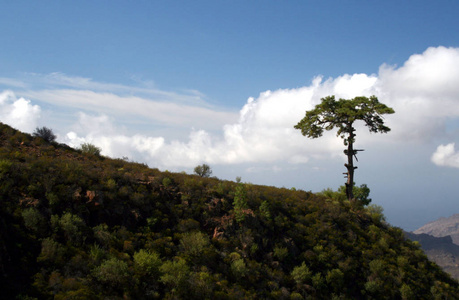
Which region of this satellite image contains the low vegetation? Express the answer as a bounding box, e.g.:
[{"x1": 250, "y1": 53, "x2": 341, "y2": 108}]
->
[{"x1": 0, "y1": 122, "x2": 457, "y2": 299}]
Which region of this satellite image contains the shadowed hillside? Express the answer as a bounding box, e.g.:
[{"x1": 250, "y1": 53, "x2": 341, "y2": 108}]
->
[{"x1": 0, "y1": 122, "x2": 457, "y2": 299}]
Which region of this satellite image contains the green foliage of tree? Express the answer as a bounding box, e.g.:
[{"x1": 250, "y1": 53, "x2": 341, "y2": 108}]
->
[
  {"x1": 233, "y1": 183, "x2": 248, "y2": 223},
  {"x1": 80, "y1": 142, "x2": 101, "y2": 156},
  {"x1": 159, "y1": 258, "x2": 190, "y2": 294},
  {"x1": 22, "y1": 207, "x2": 47, "y2": 236},
  {"x1": 352, "y1": 183, "x2": 371, "y2": 205},
  {"x1": 320, "y1": 183, "x2": 372, "y2": 206},
  {"x1": 259, "y1": 200, "x2": 272, "y2": 220},
  {"x1": 162, "y1": 176, "x2": 172, "y2": 187},
  {"x1": 0, "y1": 159, "x2": 12, "y2": 178},
  {"x1": 291, "y1": 262, "x2": 312, "y2": 285},
  {"x1": 273, "y1": 245, "x2": 289, "y2": 261},
  {"x1": 179, "y1": 231, "x2": 211, "y2": 263},
  {"x1": 326, "y1": 268, "x2": 345, "y2": 294},
  {"x1": 232, "y1": 258, "x2": 248, "y2": 277},
  {"x1": 37, "y1": 238, "x2": 66, "y2": 266},
  {"x1": 33, "y1": 126, "x2": 56, "y2": 143},
  {"x1": 295, "y1": 95, "x2": 394, "y2": 201},
  {"x1": 93, "y1": 257, "x2": 130, "y2": 289},
  {"x1": 58, "y1": 212, "x2": 87, "y2": 245},
  {"x1": 366, "y1": 203, "x2": 386, "y2": 223},
  {"x1": 194, "y1": 163, "x2": 212, "y2": 177},
  {"x1": 134, "y1": 249, "x2": 162, "y2": 277}
]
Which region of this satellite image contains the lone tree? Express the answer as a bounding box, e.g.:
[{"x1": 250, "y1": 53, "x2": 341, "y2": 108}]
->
[
  {"x1": 294, "y1": 95, "x2": 394, "y2": 201},
  {"x1": 194, "y1": 164, "x2": 212, "y2": 178},
  {"x1": 33, "y1": 126, "x2": 56, "y2": 143},
  {"x1": 80, "y1": 143, "x2": 102, "y2": 156}
]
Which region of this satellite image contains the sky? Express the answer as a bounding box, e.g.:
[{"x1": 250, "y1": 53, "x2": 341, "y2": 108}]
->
[{"x1": 1, "y1": 1, "x2": 459, "y2": 231}]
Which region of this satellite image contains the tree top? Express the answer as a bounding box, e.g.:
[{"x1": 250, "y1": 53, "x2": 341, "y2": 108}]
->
[{"x1": 294, "y1": 95, "x2": 394, "y2": 144}]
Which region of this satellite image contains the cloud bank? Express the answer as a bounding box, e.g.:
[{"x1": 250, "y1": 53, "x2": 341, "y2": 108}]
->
[{"x1": 2, "y1": 46, "x2": 459, "y2": 170}]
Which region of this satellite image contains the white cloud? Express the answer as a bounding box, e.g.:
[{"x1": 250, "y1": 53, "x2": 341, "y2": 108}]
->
[
  {"x1": 376, "y1": 46, "x2": 459, "y2": 142},
  {"x1": 27, "y1": 72, "x2": 207, "y2": 105},
  {"x1": 21, "y1": 89, "x2": 236, "y2": 130},
  {"x1": 0, "y1": 90, "x2": 41, "y2": 133},
  {"x1": 150, "y1": 46, "x2": 459, "y2": 169},
  {"x1": 431, "y1": 143, "x2": 459, "y2": 168},
  {"x1": 378, "y1": 47, "x2": 459, "y2": 101},
  {"x1": 0, "y1": 77, "x2": 27, "y2": 88},
  {"x1": 3, "y1": 46, "x2": 459, "y2": 172},
  {"x1": 59, "y1": 72, "x2": 377, "y2": 168}
]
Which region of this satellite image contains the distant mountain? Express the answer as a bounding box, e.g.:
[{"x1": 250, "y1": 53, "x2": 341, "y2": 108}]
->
[
  {"x1": 407, "y1": 214, "x2": 459, "y2": 280},
  {"x1": 405, "y1": 232, "x2": 459, "y2": 280},
  {"x1": 414, "y1": 214, "x2": 459, "y2": 245}
]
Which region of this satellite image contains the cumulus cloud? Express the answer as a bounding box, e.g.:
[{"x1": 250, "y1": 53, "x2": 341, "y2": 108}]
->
[
  {"x1": 431, "y1": 143, "x2": 459, "y2": 168},
  {"x1": 376, "y1": 46, "x2": 459, "y2": 142},
  {"x1": 3, "y1": 46, "x2": 459, "y2": 171},
  {"x1": 149, "y1": 46, "x2": 459, "y2": 169},
  {"x1": 0, "y1": 90, "x2": 41, "y2": 132},
  {"x1": 60, "y1": 72, "x2": 382, "y2": 168}
]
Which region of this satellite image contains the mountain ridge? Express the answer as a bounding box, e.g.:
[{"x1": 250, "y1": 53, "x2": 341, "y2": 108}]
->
[
  {"x1": 405, "y1": 231, "x2": 459, "y2": 280},
  {"x1": 414, "y1": 214, "x2": 459, "y2": 245}
]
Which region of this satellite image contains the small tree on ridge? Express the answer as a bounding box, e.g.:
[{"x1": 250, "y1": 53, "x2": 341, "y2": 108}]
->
[
  {"x1": 33, "y1": 126, "x2": 56, "y2": 143},
  {"x1": 80, "y1": 143, "x2": 101, "y2": 156},
  {"x1": 194, "y1": 164, "x2": 212, "y2": 178}
]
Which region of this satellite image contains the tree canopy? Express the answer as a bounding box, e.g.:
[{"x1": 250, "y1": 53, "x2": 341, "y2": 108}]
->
[
  {"x1": 294, "y1": 95, "x2": 394, "y2": 144},
  {"x1": 33, "y1": 126, "x2": 57, "y2": 143},
  {"x1": 194, "y1": 163, "x2": 212, "y2": 177},
  {"x1": 80, "y1": 142, "x2": 102, "y2": 156},
  {"x1": 295, "y1": 95, "x2": 394, "y2": 201}
]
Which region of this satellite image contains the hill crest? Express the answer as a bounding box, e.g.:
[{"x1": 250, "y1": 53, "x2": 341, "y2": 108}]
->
[{"x1": 0, "y1": 122, "x2": 457, "y2": 299}]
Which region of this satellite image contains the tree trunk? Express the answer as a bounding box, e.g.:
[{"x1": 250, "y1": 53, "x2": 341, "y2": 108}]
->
[{"x1": 345, "y1": 124, "x2": 356, "y2": 201}]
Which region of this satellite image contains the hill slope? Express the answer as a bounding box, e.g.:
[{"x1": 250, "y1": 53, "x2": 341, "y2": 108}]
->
[{"x1": 0, "y1": 123, "x2": 457, "y2": 299}]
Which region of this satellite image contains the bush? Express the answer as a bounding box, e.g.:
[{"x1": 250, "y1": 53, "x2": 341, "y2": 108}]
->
[
  {"x1": 33, "y1": 126, "x2": 56, "y2": 143},
  {"x1": 93, "y1": 257, "x2": 130, "y2": 288},
  {"x1": 133, "y1": 249, "x2": 162, "y2": 277},
  {"x1": 194, "y1": 164, "x2": 212, "y2": 177},
  {"x1": 80, "y1": 143, "x2": 101, "y2": 156},
  {"x1": 22, "y1": 207, "x2": 46, "y2": 236},
  {"x1": 160, "y1": 258, "x2": 190, "y2": 291},
  {"x1": 291, "y1": 262, "x2": 312, "y2": 285},
  {"x1": 179, "y1": 231, "x2": 210, "y2": 262}
]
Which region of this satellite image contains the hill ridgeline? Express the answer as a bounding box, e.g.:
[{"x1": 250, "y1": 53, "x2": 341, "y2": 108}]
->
[{"x1": 0, "y1": 123, "x2": 457, "y2": 299}]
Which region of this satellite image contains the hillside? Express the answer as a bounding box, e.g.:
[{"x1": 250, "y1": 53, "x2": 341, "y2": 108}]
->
[
  {"x1": 414, "y1": 214, "x2": 459, "y2": 245},
  {"x1": 0, "y1": 122, "x2": 458, "y2": 299}
]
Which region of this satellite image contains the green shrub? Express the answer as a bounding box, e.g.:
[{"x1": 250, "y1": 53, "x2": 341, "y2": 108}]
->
[
  {"x1": 291, "y1": 262, "x2": 312, "y2": 285},
  {"x1": 134, "y1": 249, "x2": 162, "y2": 277},
  {"x1": 93, "y1": 257, "x2": 130, "y2": 287},
  {"x1": 33, "y1": 126, "x2": 56, "y2": 143},
  {"x1": 179, "y1": 231, "x2": 210, "y2": 260},
  {"x1": 160, "y1": 258, "x2": 190, "y2": 291},
  {"x1": 80, "y1": 143, "x2": 101, "y2": 156},
  {"x1": 22, "y1": 207, "x2": 46, "y2": 235}
]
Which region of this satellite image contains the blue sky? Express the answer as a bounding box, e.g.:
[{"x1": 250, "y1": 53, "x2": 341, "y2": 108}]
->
[{"x1": 1, "y1": 1, "x2": 459, "y2": 230}]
